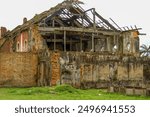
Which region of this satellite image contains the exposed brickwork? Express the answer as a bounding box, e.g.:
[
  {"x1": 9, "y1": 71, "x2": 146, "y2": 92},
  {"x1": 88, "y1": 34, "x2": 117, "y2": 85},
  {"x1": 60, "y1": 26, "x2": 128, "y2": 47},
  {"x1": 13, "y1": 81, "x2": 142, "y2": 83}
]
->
[
  {"x1": 0, "y1": 51, "x2": 149, "y2": 96},
  {"x1": 31, "y1": 25, "x2": 44, "y2": 51},
  {"x1": 0, "y1": 27, "x2": 7, "y2": 39},
  {"x1": 0, "y1": 53, "x2": 38, "y2": 87},
  {"x1": 50, "y1": 52, "x2": 61, "y2": 86}
]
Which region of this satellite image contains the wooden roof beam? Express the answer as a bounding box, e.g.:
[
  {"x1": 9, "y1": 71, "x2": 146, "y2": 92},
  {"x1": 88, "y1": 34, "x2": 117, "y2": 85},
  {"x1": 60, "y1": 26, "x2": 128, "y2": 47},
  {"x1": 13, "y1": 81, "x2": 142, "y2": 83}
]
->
[
  {"x1": 95, "y1": 11, "x2": 118, "y2": 31},
  {"x1": 38, "y1": 27, "x2": 120, "y2": 36}
]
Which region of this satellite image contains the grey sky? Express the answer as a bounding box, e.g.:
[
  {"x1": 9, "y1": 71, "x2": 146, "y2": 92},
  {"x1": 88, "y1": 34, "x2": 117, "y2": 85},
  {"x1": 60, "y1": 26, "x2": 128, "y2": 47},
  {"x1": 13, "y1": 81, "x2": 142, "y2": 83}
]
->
[{"x1": 0, "y1": 0, "x2": 149, "y2": 45}]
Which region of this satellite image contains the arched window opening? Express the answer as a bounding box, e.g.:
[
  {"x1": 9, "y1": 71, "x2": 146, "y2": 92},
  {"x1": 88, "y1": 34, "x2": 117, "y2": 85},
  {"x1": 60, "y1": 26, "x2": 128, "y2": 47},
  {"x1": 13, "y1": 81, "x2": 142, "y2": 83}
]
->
[
  {"x1": 17, "y1": 42, "x2": 20, "y2": 52},
  {"x1": 113, "y1": 44, "x2": 118, "y2": 53},
  {"x1": 24, "y1": 40, "x2": 27, "y2": 51},
  {"x1": 126, "y1": 42, "x2": 131, "y2": 52}
]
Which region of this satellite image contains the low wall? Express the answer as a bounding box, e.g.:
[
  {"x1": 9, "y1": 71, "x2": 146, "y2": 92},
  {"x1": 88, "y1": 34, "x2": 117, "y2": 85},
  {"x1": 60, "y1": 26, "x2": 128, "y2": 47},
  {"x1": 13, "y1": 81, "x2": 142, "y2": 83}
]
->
[
  {"x1": 59, "y1": 52, "x2": 144, "y2": 89},
  {"x1": 0, "y1": 52, "x2": 38, "y2": 87},
  {"x1": 0, "y1": 51, "x2": 149, "y2": 94}
]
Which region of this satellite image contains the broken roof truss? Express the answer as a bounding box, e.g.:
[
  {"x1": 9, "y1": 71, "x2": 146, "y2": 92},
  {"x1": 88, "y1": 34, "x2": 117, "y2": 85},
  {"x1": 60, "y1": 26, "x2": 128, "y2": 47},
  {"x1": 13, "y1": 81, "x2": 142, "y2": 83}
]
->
[{"x1": 39, "y1": 0, "x2": 118, "y2": 31}]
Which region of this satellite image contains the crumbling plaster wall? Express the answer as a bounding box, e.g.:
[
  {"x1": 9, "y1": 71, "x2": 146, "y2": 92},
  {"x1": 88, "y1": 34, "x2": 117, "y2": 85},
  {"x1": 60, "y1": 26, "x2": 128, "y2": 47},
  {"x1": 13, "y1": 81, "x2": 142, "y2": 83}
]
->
[
  {"x1": 31, "y1": 25, "x2": 45, "y2": 51},
  {"x1": 0, "y1": 51, "x2": 146, "y2": 88},
  {"x1": 143, "y1": 59, "x2": 150, "y2": 87},
  {"x1": 58, "y1": 52, "x2": 144, "y2": 88},
  {"x1": 122, "y1": 31, "x2": 139, "y2": 56}
]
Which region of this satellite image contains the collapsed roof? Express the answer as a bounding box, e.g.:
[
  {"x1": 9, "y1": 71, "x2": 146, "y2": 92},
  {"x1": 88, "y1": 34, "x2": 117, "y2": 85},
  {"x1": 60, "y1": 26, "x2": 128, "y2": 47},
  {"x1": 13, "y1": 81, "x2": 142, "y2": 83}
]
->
[
  {"x1": 4, "y1": 0, "x2": 119, "y2": 37},
  {"x1": 0, "y1": 0, "x2": 145, "y2": 55},
  {"x1": 2, "y1": 0, "x2": 142, "y2": 41}
]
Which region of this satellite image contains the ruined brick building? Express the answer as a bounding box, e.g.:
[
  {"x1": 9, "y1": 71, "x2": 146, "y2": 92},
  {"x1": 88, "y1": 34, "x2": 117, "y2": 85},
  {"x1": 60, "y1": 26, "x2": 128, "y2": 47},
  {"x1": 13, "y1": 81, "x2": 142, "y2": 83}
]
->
[{"x1": 0, "y1": 0, "x2": 150, "y2": 95}]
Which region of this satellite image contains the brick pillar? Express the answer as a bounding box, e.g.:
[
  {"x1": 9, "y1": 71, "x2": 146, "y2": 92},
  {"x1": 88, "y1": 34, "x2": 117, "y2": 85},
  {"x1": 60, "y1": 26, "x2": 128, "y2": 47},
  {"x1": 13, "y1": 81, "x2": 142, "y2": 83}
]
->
[{"x1": 0, "y1": 27, "x2": 7, "y2": 38}]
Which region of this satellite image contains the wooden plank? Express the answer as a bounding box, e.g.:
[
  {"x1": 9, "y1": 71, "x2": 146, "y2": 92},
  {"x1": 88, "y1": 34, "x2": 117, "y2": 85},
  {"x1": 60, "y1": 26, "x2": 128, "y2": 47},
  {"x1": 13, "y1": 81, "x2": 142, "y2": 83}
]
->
[
  {"x1": 95, "y1": 11, "x2": 118, "y2": 31},
  {"x1": 54, "y1": 33, "x2": 56, "y2": 50},
  {"x1": 46, "y1": 39, "x2": 80, "y2": 43},
  {"x1": 40, "y1": 32, "x2": 110, "y2": 39},
  {"x1": 80, "y1": 36, "x2": 83, "y2": 51},
  {"x1": 92, "y1": 33, "x2": 95, "y2": 51},
  {"x1": 64, "y1": 30, "x2": 66, "y2": 52},
  {"x1": 38, "y1": 27, "x2": 120, "y2": 35},
  {"x1": 70, "y1": 6, "x2": 93, "y2": 26},
  {"x1": 93, "y1": 8, "x2": 96, "y2": 30},
  {"x1": 54, "y1": 18, "x2": 65, "y2": 26}
]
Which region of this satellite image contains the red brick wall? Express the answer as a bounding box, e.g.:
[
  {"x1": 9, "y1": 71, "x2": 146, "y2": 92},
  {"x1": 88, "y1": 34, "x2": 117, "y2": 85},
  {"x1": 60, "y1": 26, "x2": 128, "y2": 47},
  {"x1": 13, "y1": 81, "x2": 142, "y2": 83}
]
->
[
  {"x1": 51, "y1": 52, "x2": 61, "y2": 86},
  {"x1": 0, "y1": 27, "x2": 7, "y2": 38},
  {"x1": 16, "y1": 31, "x2": 29, "y2": 52},
  {"x1": 1, "y1": 30, "x2": 29, "y2": 52}
]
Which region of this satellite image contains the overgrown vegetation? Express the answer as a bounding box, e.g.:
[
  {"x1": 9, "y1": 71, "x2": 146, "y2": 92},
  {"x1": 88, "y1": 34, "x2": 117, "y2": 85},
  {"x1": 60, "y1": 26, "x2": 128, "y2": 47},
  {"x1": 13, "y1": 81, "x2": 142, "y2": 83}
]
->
[{"x1": 0, "y1": 85, "x2": 150, "y2": 100}]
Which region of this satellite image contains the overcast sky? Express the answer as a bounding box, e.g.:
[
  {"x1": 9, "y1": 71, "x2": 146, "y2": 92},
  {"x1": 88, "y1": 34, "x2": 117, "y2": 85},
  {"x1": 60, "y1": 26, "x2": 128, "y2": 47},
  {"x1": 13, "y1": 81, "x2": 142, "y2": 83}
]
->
[{"x1": 0, "y1": 0, "x2": 150, "y2": 45}]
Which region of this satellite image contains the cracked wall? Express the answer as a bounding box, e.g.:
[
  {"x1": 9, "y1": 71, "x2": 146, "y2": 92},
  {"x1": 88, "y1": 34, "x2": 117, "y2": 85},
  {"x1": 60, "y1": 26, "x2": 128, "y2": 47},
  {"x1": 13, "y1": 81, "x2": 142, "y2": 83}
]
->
[{"x1": 58, "y1": 52, "x2": 144, "y2": 88}]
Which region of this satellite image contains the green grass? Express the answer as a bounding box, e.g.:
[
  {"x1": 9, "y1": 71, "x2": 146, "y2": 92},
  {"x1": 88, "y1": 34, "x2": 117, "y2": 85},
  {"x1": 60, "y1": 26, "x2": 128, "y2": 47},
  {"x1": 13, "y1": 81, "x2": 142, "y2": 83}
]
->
[{"x1": 0, "y1": 85, "x2": 150, "y2": 100}]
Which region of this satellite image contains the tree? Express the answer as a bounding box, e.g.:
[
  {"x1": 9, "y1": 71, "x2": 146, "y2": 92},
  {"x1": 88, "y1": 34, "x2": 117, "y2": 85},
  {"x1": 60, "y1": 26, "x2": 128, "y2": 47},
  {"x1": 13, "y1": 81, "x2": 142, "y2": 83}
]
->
[{"x1": 140, "y1": 44, "x2": 150, "y2": 57}]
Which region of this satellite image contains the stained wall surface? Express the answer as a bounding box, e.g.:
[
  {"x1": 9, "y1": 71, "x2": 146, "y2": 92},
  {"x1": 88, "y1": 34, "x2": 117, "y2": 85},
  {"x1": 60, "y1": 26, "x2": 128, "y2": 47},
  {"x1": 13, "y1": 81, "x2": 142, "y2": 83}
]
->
[
  {"x1": 0, "y1": 52, "x2": 38, "y2": 87},
  {"x1": 59, "y1": 52, "x2": 144, "y2": 88},
  {"x1": 0, "y1": 52, "x2": 146, "y2": 88}
]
